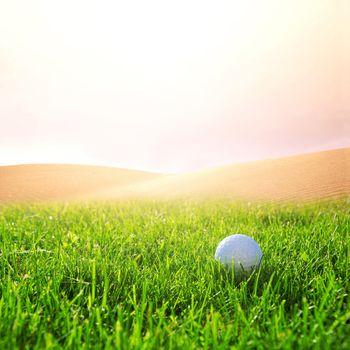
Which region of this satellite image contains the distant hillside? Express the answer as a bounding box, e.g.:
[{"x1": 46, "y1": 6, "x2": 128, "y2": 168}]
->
[
  {"x1": 0, "y1": 148, "x2": 349, "y2": 203},
  {"x1": 88, "y1": 148, "x2": 350, "y2": 202},
  {"x1": 0, "y1": 164, "x2": 160, "y2": 202},
  {"x1": 138, "y1": 148, "x2": 350, "y2": 202}
]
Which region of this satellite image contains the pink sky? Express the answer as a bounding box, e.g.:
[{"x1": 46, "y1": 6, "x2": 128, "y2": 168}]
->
[{"x1": 0, "y1": 0, "x2": 349, "y2": 173}]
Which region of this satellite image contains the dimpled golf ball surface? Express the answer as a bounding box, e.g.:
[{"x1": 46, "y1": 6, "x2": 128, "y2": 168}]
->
[{"x1": 215, "y1": 234, "x2": 262, "y2": 274}]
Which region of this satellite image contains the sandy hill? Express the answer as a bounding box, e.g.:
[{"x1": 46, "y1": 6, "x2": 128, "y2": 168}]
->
[
  {"x1": 0, "y1": 148, "x2": 349, "y2": 203},
  {"x1": 86, "y1": 148, "x2": 350, "y2": 202},
  {"x1": 0, "y1": 164, "x2": 161, "y2": 202}
]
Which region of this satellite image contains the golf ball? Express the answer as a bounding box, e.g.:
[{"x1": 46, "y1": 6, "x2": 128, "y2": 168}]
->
[{"x1": 215, "y1": 234, "x2": 262, "y2": 274}]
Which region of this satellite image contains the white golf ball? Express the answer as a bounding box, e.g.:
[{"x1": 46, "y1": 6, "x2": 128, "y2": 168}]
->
[{"x1": 215, "y1": 234, "x2": 262, "y2": 274}]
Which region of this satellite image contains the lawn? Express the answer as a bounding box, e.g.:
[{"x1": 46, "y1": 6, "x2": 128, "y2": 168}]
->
[{"x1": 0, "y1": 200, "x2": 349, "y2": 349}]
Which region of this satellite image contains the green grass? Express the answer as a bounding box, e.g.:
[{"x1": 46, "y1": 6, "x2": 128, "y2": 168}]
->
[{"x1": 0, "y1": 199, "x2": 349, "y2": 349}]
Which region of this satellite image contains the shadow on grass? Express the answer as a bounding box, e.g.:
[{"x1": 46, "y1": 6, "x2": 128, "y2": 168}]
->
[{"x1": 210, "y1": 257, "x2": 306, "y2": 310}]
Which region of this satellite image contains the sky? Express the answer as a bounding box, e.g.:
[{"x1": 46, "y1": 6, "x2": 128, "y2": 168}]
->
[{"x1": 0, "y1": 0, "x2": 349, "y2": 173}]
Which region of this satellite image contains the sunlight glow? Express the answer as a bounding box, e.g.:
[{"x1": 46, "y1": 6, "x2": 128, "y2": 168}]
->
[{"x1": 0, "y1": 0, "x2": 347, "y2": 172}]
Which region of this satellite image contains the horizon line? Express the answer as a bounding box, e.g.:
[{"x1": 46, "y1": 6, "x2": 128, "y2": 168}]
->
[{"x1": 0, "y1": 146, "x2": 348, "y2": 176}]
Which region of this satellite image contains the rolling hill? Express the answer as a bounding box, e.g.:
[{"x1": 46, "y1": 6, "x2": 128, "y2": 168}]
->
[
  {"x1": 132, "y1": 147, "x2": 350, "y2": 202},
  {"x1": 0, "y1": 148, "x2": 349, "y2": 203},
  {"x1": 0, "y1": 164, "x2": 161, "y2": 202}
]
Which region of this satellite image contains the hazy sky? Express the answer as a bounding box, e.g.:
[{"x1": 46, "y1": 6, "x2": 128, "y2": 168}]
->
[{"x1": 1, "y1": 0, "x2": 349, "y2": 173}]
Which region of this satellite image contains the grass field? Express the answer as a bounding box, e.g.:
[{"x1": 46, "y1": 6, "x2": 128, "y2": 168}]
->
[{"x1": 0, "y1": 200, "x2": 349, "y2": 349}]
